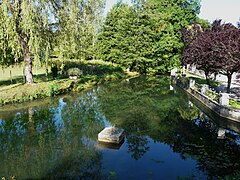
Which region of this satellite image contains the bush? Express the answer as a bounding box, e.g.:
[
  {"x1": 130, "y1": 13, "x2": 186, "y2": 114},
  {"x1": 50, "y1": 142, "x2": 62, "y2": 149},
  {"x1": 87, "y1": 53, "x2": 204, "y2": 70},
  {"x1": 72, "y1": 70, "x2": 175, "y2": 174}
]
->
[
  {"x1": 67, "y1": 67, "x2": 83, "y2": 77},
  {"x1": 51, "y1": 65, "x2": 58, "y2": 78},
  {"x1": 48, "y1": 83, "x2": 59, "y2": 97}
]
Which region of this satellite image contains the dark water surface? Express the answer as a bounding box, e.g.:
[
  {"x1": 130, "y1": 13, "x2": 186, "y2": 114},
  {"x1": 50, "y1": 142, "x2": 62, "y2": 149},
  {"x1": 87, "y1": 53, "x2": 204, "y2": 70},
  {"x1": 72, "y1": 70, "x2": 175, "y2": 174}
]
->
[{"x1": 0, "y1": 76, "x2": 240, "y2": 179}]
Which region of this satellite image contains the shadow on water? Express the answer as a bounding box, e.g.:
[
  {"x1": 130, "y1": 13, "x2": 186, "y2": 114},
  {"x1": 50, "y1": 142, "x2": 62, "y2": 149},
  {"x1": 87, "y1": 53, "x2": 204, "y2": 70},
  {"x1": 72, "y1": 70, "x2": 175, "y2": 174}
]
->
[{"x1": 0, "y1": 76, "x2": 240, "y2": 179}]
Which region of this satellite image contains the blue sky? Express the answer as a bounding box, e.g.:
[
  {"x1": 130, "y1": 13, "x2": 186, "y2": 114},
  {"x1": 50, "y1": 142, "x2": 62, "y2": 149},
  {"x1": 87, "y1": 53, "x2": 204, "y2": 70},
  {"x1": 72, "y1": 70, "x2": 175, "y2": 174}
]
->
[{"x1": 105, "y1": 0, "x2": 240, "y2": 25}]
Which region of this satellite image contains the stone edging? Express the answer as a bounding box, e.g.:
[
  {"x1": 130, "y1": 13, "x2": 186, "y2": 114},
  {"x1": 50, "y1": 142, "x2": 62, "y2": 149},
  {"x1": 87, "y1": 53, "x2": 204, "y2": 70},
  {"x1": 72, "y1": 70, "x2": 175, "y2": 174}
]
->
[
  {"x1": 187, "y1": 88, "x2": 240, "y2": 122},
  {"x1": 173, "y1": 77, "x2": 240, "y2": 122}
]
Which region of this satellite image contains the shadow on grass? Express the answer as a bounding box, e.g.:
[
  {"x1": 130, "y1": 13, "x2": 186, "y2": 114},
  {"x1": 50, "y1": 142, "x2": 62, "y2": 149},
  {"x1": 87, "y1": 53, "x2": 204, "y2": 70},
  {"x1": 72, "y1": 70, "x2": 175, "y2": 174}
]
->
[
  {"x1": 190, "y1": 76, "x2": 221, "y2": 87},
  {"x1": 52, "y1": 59, "x2": 123, "y2": 74},
  {"x1": 0, "y1": 61, "x2": 125, "y2": 86},
  {"x1": 0, "y1": 76, "x2": 25, "y2": 86}
]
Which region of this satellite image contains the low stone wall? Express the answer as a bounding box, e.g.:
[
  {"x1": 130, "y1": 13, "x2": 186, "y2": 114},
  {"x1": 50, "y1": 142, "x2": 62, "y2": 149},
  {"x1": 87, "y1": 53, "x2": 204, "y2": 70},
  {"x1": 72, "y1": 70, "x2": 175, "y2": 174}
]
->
[
  {"x1": 187, "y1": 86, "x2": 240, "y2": 122},
  {"x1": 173, "y1": 76, "x2": 240, "y2": 122}
]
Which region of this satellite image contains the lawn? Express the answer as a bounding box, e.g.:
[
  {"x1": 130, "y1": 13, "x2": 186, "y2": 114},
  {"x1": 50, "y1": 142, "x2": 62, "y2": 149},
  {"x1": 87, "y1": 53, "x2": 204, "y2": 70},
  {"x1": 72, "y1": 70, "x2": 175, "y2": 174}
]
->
[
  {"x1": 0, "y1": 60, "x2": 138, "y2": 105},
  {"x1": 0, "y1": 64, "x2": 48, "y2": 85}
]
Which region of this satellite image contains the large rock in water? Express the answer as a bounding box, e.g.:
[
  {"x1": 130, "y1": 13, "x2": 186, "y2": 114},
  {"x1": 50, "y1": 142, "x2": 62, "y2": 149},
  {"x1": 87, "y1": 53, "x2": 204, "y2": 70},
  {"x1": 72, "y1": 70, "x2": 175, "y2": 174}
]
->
[{"x1": 98, "y1": 127, "x2": 124, "y2": 144}]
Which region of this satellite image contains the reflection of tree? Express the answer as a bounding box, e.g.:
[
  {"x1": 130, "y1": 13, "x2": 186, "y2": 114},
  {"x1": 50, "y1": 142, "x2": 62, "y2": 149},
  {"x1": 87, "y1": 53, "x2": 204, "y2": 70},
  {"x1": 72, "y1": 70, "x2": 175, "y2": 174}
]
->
[
  {"x1": 97, "y1": 76, "x2": 187, "y2": 159},
  {"x1": 97, "y1": 76, "x2": 240, "y2": 177},
  {"x1": 171, "y1": 118, "x2": 240, "y2": 178},
  {"x1": 0, "y1": 94, "x2": 105, "y2": 179},
  {"x1": 127, "y1": 133, "x2": 149, "y2": 160},
  {"x1": 61, "y1": 89, "x2": 105, "y2": 140},
  {"x1": 177, "y1": 104, "x2": 199, "y2": 121}
]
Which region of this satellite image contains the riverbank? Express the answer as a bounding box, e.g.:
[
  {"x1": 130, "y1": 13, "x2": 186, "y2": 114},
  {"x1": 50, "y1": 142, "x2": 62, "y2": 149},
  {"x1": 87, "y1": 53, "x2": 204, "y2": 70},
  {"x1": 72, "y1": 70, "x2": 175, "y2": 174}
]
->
[
  {"x1": 173, "y1": 76, "x2": 240, "y2": 122},
  {"x1": 0, "y1": 60, "x2": 138, "y2": 106}
]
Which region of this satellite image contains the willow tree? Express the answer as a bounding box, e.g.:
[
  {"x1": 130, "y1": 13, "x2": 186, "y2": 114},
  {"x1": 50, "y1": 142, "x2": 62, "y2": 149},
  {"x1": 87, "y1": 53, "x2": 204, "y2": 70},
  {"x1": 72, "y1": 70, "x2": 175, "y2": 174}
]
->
[
  {"x1": 0, "y1": 1, "x2": 56, "y2": 83},
  {"x1": 53, "y1": 0, "x2": 105, "y2": 60},
  {"x1": 0, "y1": 0, "x2": 105, "y2": 83}
]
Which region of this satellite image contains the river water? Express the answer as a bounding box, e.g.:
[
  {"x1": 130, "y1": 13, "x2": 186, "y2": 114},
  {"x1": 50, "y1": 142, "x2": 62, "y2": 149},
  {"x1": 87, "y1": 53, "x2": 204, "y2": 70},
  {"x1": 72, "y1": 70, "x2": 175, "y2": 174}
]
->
[{"x1": 0, "y1": 76, "x2": 240, "y2": 179}]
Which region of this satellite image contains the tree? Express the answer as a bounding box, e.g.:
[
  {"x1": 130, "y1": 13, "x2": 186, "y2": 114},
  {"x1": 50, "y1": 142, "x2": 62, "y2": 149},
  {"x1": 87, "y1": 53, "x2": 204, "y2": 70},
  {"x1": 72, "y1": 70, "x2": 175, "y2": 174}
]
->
[
  {"x1": 181, "y1": 20, "x2": 240, "y2": 91},
  {"x1": 96, "y1": 0, "x2": 200, "y2": 74},
  {"x1": 0, "y1": 1, "x2": 55, "y2": 83},
  {"x1": 0, "y1": 0, "x2": 105, "y2": 84},
  {"x1": 181, "y1": 23, "x2": 218, "y2": 85},
  {"x1": 211, "y1": 21, "x2": 240, "y2": 92},
  {"x1": 53, "y1": 0, "x2": 105, "y2": 60}
]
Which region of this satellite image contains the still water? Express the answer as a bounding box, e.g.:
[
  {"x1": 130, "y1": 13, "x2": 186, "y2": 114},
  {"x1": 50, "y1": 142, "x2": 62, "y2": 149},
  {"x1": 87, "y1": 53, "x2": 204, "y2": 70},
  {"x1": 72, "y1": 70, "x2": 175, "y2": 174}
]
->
[{"x1": 0, "y1": 76, "x2": 240, "y2": 179}]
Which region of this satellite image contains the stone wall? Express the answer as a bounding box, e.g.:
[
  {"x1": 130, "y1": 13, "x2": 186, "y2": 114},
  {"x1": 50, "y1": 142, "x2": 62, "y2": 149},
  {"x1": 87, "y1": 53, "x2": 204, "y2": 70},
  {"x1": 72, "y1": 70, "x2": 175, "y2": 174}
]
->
[
  {"x1": 187, "y1": 86, "x2": 240, "y2": 122},
  {"x1": 172, "y1": 74, "x2": 240, "y2": 122}
]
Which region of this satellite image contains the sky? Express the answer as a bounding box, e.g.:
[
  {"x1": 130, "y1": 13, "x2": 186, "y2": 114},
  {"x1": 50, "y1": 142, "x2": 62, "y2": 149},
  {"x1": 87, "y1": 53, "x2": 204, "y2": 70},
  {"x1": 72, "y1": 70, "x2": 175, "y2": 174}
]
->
[
  {"x1": 105, "y1": 0, "x2": 240, "y2": 26},
  {"x1": 199, "y1": 0, "x2": 240, "y2": 25}
]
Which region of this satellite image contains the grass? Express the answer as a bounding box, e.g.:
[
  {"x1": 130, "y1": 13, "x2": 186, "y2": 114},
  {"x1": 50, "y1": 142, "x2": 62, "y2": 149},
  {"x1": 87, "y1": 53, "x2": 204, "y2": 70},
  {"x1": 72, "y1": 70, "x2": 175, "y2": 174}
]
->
[
  {"x1": 0, "y1": 64, "x2": 48, "y2": 85},
  {"x1": 185, "y1": 72, "x2": 240, "y2": 109},
  {"x1": 205, "y1": 90, "x2": 220, "y2": 102},
  {"x1": 0, "y1": 60, "x2": 138, "y2": 105},
  {"x1": 229, "y1": 100, "x2": 240, "y2": 109},
  {"x1": 186, "y1": 72, "x2": 221, "y2": 87}
]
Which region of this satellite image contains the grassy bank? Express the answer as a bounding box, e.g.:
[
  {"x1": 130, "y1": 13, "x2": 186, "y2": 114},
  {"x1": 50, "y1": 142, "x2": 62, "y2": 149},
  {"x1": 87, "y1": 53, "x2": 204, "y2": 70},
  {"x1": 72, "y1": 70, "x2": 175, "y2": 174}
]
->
[{"x1": 0, "y1": 60, "x2": 138, "y2": 106}]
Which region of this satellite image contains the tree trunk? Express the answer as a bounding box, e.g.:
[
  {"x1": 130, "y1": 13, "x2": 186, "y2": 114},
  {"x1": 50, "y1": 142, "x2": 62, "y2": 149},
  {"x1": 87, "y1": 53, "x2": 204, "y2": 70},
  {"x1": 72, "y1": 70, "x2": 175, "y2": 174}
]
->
[
  {"x1": 19, "y1": 36, "x2": 33, "y2": 84},
  {"x1": 227, "y1": 73, "x2": 232, "y2": 93},
  {"x1": 204, "y1": 71, "x2": 210, "y2": 86}
]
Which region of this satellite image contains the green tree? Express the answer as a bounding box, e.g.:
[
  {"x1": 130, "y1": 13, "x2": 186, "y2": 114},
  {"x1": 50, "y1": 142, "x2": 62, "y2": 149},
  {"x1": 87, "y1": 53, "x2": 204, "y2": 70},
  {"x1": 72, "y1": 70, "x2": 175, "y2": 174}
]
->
[
  {"x1": 0, "y1": 0, "x2": 105, "y2": 83},
  {"x1": 96, "y1": 0, "x2": 200, "y2": 74},
  {"x1": 53, "y1": 0, "x2": 105, "y2": 60},
  {"x1": 0, "y1": 1, "x2": 55, "y2": 83}
]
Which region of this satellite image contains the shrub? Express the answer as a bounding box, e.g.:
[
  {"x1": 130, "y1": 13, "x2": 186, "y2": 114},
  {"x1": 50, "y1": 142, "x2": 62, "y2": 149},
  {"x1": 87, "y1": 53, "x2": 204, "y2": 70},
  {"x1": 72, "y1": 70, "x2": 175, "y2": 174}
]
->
[
  {"x1": 51, "y1": 65, "x2": 58, "y2": 78},
  {"x1": 48, "y1": 83, "x2": 59, "y2": 97},
  {"x1": 67, "y1": 67, "x2": 83, "y2": 77}
]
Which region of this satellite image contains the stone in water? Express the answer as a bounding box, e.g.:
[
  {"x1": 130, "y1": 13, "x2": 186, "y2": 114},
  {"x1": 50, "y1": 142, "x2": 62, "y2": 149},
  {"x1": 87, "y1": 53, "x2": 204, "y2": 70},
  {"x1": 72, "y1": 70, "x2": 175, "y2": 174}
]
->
[{"x1": 98, "y1": 127, "x2": 124, "y2": 144}]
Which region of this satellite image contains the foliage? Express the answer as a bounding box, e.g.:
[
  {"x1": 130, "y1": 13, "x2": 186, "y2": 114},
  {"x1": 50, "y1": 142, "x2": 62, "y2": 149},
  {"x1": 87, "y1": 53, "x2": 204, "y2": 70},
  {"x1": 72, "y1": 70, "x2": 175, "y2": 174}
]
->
[
  {"x1": 1, "y1": 76, "x2": 240, "y2": 178},
  {"x1": 0, "y1": 0, "x2": 105, "y2": 83},
  {"x1": 0, "y1": 0, "x2": 54, "y2": 83},
  {"x1": 0, "y1": 80, "x2": 72, "y2": 105},
  {"x1": 205, "y1": 90, "x2": 220, "y2": 102},
  {"x1": 178, "y1": 105, "x2": 199, "y2": 121},
  {"x1": 181, "y1": 20, "x2": 240, "y2": 92},
  {"x1": 96, "y1": 0, "x2": 200, "y2": 74},
  {"x1": 51, "y1": 59, "x2": 125, "y2": 77},
  {"x1": 0, "y1": 100, "x2": 104, "y2": 178},
  {"x1": 186, "y1": 74, "x2": 221, "y2": 87},
  {"x1": 48, "y1": 83, "x2": 59, "y2": 97},
  {"x1": 53, "y1": 0, "x2": 105, "y2": 60},
  {"x1": 51, "y1": 65, "x2": 58, "y2": 78},
  {"x1": 67, "y1": 68, "x2": 83, "y2": 77}
]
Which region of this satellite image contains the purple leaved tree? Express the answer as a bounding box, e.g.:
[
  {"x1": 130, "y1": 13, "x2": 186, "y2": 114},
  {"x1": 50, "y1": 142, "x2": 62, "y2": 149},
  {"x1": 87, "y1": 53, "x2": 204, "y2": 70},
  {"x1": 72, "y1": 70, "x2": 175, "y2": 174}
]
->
[{"x1": 181, "y1": 20, "x2": 240, "y2": 92}]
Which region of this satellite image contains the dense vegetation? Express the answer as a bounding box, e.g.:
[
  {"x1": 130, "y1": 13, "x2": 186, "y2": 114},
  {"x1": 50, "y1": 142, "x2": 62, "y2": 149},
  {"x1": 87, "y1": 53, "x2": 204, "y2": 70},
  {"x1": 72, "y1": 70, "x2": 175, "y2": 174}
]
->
[
  {"x1": 96, "y1": 0, "x2": 200, "y2": 74},
  {"x1": 0, "y1": 0, "x2": 239, "y2": 103},
  {"x1": 0, "y1": 60, "x2": 136, "y2": 105},
  {"x1": 0, "y1": 0, "x2": 201, "y2": 83}
]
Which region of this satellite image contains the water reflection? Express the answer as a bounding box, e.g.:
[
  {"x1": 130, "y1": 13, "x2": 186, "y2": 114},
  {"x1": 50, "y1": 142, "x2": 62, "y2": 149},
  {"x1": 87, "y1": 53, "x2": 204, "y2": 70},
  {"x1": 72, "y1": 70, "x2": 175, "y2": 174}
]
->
[
  {"x1": 0, "y1": 93, "x2": 105, "y2": 179},
  {"x1": 0, "y1": 76, "x2": 240, "y2": 179},
  {"x1": 97, "y1": 76, "x2": 240, "y2": 178}
]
